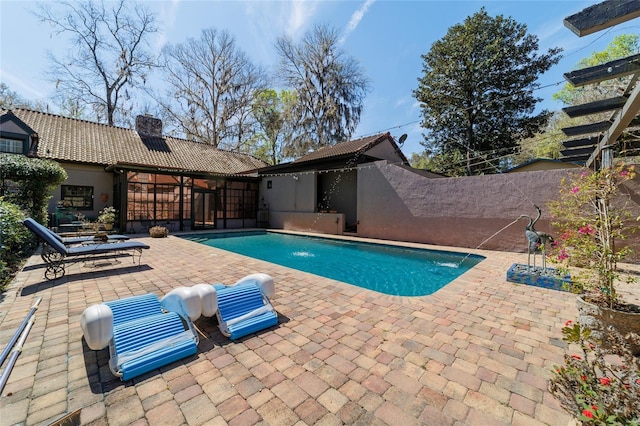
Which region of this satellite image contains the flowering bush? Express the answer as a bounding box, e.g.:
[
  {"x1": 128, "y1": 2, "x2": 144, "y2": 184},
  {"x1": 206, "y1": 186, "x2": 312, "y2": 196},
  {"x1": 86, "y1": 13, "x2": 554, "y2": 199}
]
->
[
  {"x1": 549, "y1": 320, "x2": 640, "y2": 424},
  {"x1": 547, "y1": 163, "x2": 638, "y2": 308},
  {"x1": 97, "y1": 206, "x2": 117, "y2": 225}
]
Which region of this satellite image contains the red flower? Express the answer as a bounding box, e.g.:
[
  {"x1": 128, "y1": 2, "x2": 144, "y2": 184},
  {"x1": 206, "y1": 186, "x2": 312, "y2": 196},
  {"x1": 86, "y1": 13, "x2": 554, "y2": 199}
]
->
[
  {"x1": 571, "y1": 354, "x2": 582, "y2": 360},
  {"x1": 564, "y1": 320, "x2": 573, "y2": 327},
  {"x1": 581, "y1": 375, "x2": 588, "y2": 381},
  {"x1": 599, "y1": 377, "x2": 611, "y2": 386},
  {"x1": 582, "y1": 409, "x2": 594, "y2": 418},
  {"x1": 578, "y1": 225, "x2": 595, "y2": 235},
  {"x1": 571, "y1": 186, "x2": 580, "y2": 194},
  {"x1": 558, "y1": 249, "x2": 569, "y2": 261}
]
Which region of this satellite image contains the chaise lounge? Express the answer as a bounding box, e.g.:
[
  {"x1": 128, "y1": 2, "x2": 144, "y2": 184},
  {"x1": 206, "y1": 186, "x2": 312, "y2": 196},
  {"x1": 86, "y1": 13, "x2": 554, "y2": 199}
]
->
[
  {"x1": 80, "y1": 292, "x2": 199, "y2": 381},
  {"x1": 52, "y1": 230, "x2": 130, "y2": 245},
  {"x1": 164, "y1": 274, "x2": 279, "y2": 341},
  {"x1": 23, "y1": 218, "x2": 149, "y2": 280},
  {"x1": 188, "y1": 273, "x2": 279, "y2": 340},
  {"x1": 214, "y1": 281, "x2": 278, "y2": 340}
]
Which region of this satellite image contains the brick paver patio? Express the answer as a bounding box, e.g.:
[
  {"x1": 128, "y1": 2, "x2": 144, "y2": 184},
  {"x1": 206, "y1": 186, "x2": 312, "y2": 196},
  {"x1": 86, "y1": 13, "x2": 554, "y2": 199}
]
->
[{"x1": 0, "y1": 232, "x2": 586, "y2": 425}]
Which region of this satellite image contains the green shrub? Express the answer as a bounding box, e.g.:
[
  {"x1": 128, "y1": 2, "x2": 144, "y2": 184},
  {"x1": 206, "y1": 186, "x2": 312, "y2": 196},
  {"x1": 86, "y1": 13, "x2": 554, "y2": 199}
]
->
[
  {"x1": 0, "y1": 154, "x2": 67, "y2": 224},
  {"x1": 0, "y1": 200, "x2": 33, "y2": 288}
]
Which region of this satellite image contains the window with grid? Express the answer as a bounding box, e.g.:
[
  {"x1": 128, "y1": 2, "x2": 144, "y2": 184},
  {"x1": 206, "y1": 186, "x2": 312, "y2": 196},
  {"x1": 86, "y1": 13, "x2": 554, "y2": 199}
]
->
[
  {"x1": 0, "y1": 137, "x2": 25, "y2": 154},
  {"x1": 127, "y1": 172, "x2": 154, "y2": 220},
  {"x1": 225, "y1": 181, "x2": 258, "y2": 219},
  {"x1": 61, "y1": 185, "x2": 94, "y2": 210},
  {"x1": 127, "y1": 172, "x2": 186, "y2": 221}
]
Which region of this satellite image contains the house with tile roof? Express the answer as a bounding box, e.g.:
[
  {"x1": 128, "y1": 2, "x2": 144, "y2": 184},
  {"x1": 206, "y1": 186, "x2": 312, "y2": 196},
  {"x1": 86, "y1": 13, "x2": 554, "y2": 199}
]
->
[
  {"x1": 4, "y1": 108, "x2": 593, "y2": 254},
  {"x1": 257, "y1": 132, "x2": 422, "y2": 234},
  {"x1": 1, "y1": 109, "x2": 267, "y2": 232}
]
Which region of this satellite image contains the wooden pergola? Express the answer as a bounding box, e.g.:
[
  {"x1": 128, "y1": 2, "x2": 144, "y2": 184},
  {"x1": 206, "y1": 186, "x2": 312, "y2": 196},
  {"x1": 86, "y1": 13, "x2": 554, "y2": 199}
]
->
[{"x1": 560, "y1": 0, "x2": 640, "y2": 168}]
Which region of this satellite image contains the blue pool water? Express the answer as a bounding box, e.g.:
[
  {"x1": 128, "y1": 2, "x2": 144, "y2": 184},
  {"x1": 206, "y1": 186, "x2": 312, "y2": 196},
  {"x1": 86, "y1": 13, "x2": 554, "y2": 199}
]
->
[{"x1": 181, "y1": 231, "x2": 484, "y2": 296}]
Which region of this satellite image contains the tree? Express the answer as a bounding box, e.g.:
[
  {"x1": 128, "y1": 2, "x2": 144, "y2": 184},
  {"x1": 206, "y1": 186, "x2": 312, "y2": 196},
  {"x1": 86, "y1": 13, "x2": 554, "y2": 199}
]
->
[
  {"x1": 515, "y1": 111, "x2": 567, "y2": 163},
  {"x1": 0, "y1": 83, "x2": 32, "y2": 110},
  {"x1": 410, "y1": 150, "x2": 467, "y2": 176},
  {"x1": 275, "y1": 24, "x2": 370, "y2": 156},
  {"x1": 521, "y1": 34, "x2": 640, "y2": 162},
  {"x1": 159, "y1": 28, "x2": 267, "y2": 149},
  {"x1": 251, "y1": 89, "x2": 297, "y2": 165},
  {"x1": 414, "y1": 7, "x2": 562, "y2": 176},
  {"x1": 36, "y1": 0, "x2": 158, "y2": 126},
  {"x1": 0, "y1": 83, "x2": 48, "y2": 112},
  {"x1": 553, "y1": 34, "x2": 639, "y2": 107},
  {"x1": 57, "y1": 98, "x2": 87, "y2": 120}
]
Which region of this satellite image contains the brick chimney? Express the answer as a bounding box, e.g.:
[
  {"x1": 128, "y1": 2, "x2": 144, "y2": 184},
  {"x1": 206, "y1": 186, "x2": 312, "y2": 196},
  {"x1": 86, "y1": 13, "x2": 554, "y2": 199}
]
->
[{"x1": 135, "y1": 114, "x2": 162, "y2": 137}]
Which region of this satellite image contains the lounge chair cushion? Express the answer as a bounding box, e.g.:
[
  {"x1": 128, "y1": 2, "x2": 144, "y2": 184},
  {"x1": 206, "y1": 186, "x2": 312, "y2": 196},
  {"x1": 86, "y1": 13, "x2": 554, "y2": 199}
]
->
[
  {"x1": 104, "y1": 293, "x2": 198, "y2": 381},
  {"x1": 24, "y1": 218, "x2": 148, "y2": 255},
  {"x1": 215, "y1": 282, "x2": 278, "y2": 340},
  {"x1": 23, "y1": 218, "x2": 149, "y2": 280},
  {"x1": 53, "y1": 233, "x2": 130, "y2": 245}
]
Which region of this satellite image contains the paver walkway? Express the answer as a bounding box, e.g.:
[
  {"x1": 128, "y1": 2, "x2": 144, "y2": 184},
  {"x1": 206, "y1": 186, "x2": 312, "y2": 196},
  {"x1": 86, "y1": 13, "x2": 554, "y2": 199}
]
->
[{"x1": 0, "y1": 232, "x2": 585, "y2": 425}]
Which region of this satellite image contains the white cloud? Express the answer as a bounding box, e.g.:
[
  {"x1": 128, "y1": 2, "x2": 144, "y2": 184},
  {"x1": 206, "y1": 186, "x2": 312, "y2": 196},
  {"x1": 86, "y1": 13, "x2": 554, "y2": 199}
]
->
[
  {"x1": 0, "y1": 68, "x2": 47, "y2": 100},
  {"x1": 244, "y1": 2, "x2": 291, "y2": 64},
  {"x1": 394, "y1": 95, "x2": 415, "y2": 109},
  {"x1": 340, "y1": 0, "x2": 375, "y2": 44},
  {"x1": 287, "y1": 0, "x2": 318, "y2": 38},
  {"x1": 154, "y1": 0, "x2": 181, "y2": 51},
  {"x1": 242, "y1": 1, "x2": 320, "y2": 64}
]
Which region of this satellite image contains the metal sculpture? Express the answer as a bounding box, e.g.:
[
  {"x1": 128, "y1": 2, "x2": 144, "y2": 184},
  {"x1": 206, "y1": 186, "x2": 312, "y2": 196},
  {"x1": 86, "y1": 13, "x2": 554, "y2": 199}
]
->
[{"x1": 518, "y1": 205, "x2": 554, "y2": 272}]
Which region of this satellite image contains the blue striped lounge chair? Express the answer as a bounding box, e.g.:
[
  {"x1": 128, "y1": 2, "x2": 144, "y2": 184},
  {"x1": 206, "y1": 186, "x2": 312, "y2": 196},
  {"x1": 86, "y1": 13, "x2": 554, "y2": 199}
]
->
[
  {"x1": 213, "y1": 279, "x2": 278, "y2": 340},
  {"x1": 170, "y1": 274, "x2": 278, "y2": 341},
  {"x1": 81, "y1": 293, "x2": 199, "y2": 381}
]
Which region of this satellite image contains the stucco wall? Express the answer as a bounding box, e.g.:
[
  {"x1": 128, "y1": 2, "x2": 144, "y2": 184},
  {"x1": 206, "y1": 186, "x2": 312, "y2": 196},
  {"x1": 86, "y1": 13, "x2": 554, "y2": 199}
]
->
[
  {"x1": 507, "y1": 161, "x2": 581, "y2": 173},
  {"x1": 357, "y1": 161, "x2": 640, "y2": 257},
  {"x1": 269, "y1": 211, "x2": 345, "y2": 235},
  {"x1": 365, "y1": 140, "x2": 405, "y2": 163},
  {"x1": 260, "y1": 173, "x2": 316, "y2": 212},
  {"x1": 319, "y1": 170, "x2": 357, "y2": 227},
  {"x1": 49, "y1": 163, "x2": 115, "y2": 219}
]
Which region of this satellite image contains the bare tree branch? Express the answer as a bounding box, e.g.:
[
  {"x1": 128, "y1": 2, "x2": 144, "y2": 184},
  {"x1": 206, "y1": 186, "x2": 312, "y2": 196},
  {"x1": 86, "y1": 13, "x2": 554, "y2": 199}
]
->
[
  {"x1": 158, "y1": 28, "x2": 268, "y2": 148},
  {"x1": 275, "y1": 24, "x2": 370, "y2": 157},
  {"x1": 35, "y1": 0, "x2": 158, "y2": 126}
]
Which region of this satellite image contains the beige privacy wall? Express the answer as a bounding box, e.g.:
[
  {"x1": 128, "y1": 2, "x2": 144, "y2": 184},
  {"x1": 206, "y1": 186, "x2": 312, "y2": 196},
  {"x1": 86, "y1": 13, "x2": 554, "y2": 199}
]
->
[{"x1": 357, "y1": 161, "x2": 640, "y2": 259}]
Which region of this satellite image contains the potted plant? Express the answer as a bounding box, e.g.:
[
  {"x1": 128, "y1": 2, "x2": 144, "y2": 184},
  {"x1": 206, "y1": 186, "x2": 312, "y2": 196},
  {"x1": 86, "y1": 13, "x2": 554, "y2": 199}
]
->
[
  {"x1": 549, "y1": 319, "x2": 640, "y2": 424},
  {"x1": 548, "y1": 163, "x2": 640, "y2": 353},
  {"x1": 97, "y1": 206, "x2": 117, "y2": 231}
]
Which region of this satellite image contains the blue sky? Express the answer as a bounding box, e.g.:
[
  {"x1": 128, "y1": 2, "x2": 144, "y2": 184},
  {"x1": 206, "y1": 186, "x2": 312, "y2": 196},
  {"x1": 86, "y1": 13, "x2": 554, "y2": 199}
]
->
[{"x1": 1, "y1": 0, "x2": 633, "y2": 157}]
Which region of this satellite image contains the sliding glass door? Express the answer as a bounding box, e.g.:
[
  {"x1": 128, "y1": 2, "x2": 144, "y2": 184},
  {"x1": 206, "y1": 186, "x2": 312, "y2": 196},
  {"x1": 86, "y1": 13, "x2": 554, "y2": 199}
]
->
[{"x1": 192, "y1": 189, "x2": 217, "y2": 229}]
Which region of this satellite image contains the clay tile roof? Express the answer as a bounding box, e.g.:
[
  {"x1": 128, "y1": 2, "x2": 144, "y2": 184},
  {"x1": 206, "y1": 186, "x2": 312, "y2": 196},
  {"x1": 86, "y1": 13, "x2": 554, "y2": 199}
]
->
[
  {"x1": 292, "y1": 133, "x2": 392, "y2": 164},
  {"x1": 3, "y1": 109, "x2": 267, "y2": 175}
]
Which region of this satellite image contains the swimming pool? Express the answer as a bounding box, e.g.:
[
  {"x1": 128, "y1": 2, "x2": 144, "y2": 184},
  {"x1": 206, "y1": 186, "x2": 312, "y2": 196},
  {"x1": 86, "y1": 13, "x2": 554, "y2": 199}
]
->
[{"x1": 181, "y1": 231, "x2": 484, "y2": 296}]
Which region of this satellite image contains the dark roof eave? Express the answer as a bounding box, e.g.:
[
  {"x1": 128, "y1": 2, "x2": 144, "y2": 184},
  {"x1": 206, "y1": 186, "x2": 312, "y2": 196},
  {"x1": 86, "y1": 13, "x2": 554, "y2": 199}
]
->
[
  {"x1": 290, "y1": 133, "x2": 392, "y2": 165},
  {"x1": 257, "y1": 154, "x2": 382, "y2": 175},
  {"x1": 106, "y1": 162, "x2": 260, "y2": 179}
]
